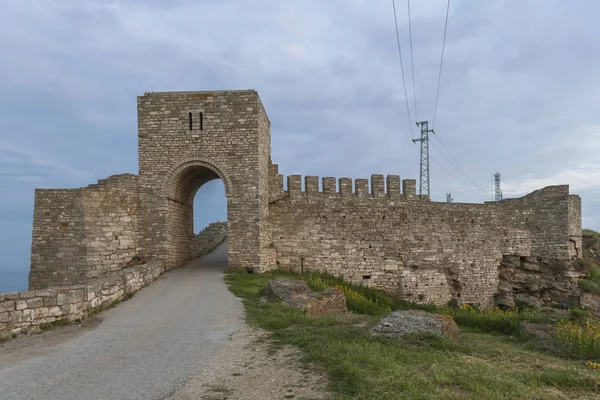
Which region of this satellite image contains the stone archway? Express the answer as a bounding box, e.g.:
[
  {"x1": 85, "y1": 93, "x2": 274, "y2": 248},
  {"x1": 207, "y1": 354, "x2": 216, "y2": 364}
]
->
[
  {"x1": 161, "y1": 158, "x2": 231, "y2": 269},
  {"x1": 136, "y1": 90, "x2": 275, "y2": 272}
]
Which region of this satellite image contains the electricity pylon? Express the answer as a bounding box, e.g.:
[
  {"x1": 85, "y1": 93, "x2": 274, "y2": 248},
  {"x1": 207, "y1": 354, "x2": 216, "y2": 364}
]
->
[{"x1": 413, "y1": 121, "x2": 434, "y2": 199}]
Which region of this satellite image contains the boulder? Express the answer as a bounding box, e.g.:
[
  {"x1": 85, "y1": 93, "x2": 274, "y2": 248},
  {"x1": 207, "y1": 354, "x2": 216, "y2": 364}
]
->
[
  {"x1": 519, "y1": 320, "x2": 554, "y2": 339},
  {"x1": 261, "y1": 280, "x2": 348, "y2": 316},
  {"x1": 580, "y1": 292, "x2": 600, "y2": 316},
  {"x1": 371, "y1": 310, "x2": 459, "y2": 339},
  {"x1": 261, "y1": 280, "x2": 311, "y2": 301}
]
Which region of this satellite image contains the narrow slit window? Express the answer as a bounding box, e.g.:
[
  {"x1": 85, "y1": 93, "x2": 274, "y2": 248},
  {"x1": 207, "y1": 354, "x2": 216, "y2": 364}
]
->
[
  {"x1": 199, "y1": 112, "x2": 203, "y2": 131},
  {"x1": 188, "y1": 112, "x2": 193, "y2": 130}
]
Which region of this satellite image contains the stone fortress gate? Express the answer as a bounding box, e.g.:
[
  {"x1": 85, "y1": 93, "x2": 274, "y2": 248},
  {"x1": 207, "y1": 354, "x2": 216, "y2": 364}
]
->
[{"x1": 29, "y1": 90, "x2": 585, "y2": 310}]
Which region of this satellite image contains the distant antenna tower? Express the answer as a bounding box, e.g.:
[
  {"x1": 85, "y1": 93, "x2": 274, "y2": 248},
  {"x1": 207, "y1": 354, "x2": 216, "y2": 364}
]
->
[
  {"x1": 413, "y1": 121, "x2": 434, "y2": 199},
  {"x1": 494, "y1": 172, "x2": 502, "y2": 201},
  {"x1": 446, "y1": 193, "x2": 453, "y2": 203}
]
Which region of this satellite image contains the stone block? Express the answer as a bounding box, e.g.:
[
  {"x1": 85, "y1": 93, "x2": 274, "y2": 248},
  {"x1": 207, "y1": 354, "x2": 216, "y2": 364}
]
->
[
  {"x1": 27, "y1": 298, "x2": 43, "y2": 308},
  {"x1": 322, "y1": 177, "x2": 336, "y2": 194},
  {"x1": 0, "y1": 301, "x2": 15, "y2": 313},
  {"x1": 355, "y1": 179, "x2": 369, "y2": 197}
]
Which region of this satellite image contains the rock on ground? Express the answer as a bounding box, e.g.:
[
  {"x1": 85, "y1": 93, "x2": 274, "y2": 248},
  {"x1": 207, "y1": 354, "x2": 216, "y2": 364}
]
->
[
  {"x1": 519, "y1": 320, "x2": 554, "y2": 339},
  {"x1": 261, "y1": 280, "x2": 348, "y2": 316},
  {"x1": 261, "y1": 279, "x2": 311, "y2": 302},
  {"x1": 166, "y1": 325, "x2": 331, "y2": 400},
  {"x1": 581, "y1": 292, "x2": 600, "y2": 317},
  {"x1": 371, "y1": 310, "x2": 459, "y2": 339}
]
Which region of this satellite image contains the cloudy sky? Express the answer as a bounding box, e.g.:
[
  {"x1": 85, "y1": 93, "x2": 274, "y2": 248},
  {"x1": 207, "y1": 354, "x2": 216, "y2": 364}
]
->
[{"x1": 1, "y1": 0, "x2": 599, "y2": 273}]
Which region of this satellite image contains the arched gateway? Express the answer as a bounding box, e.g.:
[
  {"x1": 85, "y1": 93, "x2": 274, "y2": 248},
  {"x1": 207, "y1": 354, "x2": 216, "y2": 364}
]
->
[
  {"x1": 29, "y1": 89, "x2": 583, "y2": 310},
  {"x1": 137, "y1": 90, "x2": 275, "y2": 272}
]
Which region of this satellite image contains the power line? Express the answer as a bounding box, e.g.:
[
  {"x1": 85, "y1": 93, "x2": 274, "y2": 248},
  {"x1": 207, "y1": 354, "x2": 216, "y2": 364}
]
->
[
  {"x1": 392, "y1": 0, "x2": 414, "y2": 138},
  {"x1": 430, "y1": 141, "x2": 479, "y2": 193},
  {"x1": 432, "y1": 0, "x2": 450, "y2": 129},
  {"x1": 390, "y1": 0, "x2": 487, "y2": 201},
  {"x1": 429, "y1": 139, "x2": 472, "y2": 188},
  {"x1": 430, "y1": 154, "x2": 475, "y2": 193},
  {"x1": 431, "y1": 134, "x2": 488, "y2": 193},
  {"x1": 407, "y1": 0, "x2": 417, "y2": 123}
]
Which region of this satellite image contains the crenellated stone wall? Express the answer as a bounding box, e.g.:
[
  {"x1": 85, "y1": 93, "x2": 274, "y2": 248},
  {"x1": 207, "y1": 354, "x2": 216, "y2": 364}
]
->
[{"x1": 268, "y1": 169, "x2": 584, "y2": 308}]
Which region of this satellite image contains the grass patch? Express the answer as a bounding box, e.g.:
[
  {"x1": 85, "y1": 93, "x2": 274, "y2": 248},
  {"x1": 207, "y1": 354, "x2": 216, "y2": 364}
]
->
[
  {"x1": 446, "y1": 304, "x2": 543, "y2": 336},
  {"x1": 580, "y1": 278, "x2": 600, "y2": 295},
  {"x1": 226, "y1": 269, "x2": 600, "y2": 399},
  {"x1": 39, "y1": 318, "x2": 73, "y2": 331},
  {"x1": 579, "y1": 266, "x2": 600, "y2": 295},
  {"x1": 583, "y1": 229, "x2": 600, "y2": 239},
  {"x1": 247, "y1": 269, "x2": 541, "y2": 335}
]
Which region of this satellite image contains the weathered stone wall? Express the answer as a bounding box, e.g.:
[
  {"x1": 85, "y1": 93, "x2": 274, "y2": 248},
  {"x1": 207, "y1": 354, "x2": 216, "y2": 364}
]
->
[
  {"x1": 268, "y1": 173, "x2": 583, "y2": 308},
  {"x1": 568, "y1": 195, "x2": 583, "y2": 258},
  {"x1": 30, "y1": 188, "x2": 87, "y2": 289},
  {"x1": 30, "y1": 174, "x2": 140, "y2": 290},
  {"x1": 1, "y1": 260, "x2": 164, "y2": 340},
  {"x1": 191, "y1": 222, "x2": 228, "y2": 259},
  {"x1": 82, "y1": 174, "x2": 140, "y2": 280}
]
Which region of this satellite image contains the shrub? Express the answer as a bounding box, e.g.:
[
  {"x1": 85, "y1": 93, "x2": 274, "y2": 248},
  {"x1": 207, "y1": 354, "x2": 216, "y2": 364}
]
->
[
  {"x1": 448, "y1": 304, "x2": 543, "y2": 335},
  {"x1": 586, "y1": 360, "x2": 600, "y2": 370},
  {"x1": 303, "y1": 274, "x2": 392, "y2": 316},
  {"x1": 578, "y1": 266, "x2": 600, "y2": 294},
  {"x1": 570, "y1": 307, "x2": 588, "y2": 320},
  {"x1": 556, "y1": 320, "x2": 600, "y2": 359},
  {"x1": 579, "y1": 279, "x2": 600, "y2": 295}
]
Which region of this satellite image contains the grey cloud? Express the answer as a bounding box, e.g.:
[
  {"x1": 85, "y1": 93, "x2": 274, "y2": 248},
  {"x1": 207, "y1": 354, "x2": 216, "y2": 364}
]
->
[{"x1": 1, "y1": 0, "x2": 599, "y2": 273}]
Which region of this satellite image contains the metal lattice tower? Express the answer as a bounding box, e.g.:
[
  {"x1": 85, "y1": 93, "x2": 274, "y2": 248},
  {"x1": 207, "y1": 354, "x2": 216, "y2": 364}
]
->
[
  {"x1": 446, "y1": 193, "x2": 453, "y2": 203},
  {"x1": 494, "y1": 172, "x2": 502, "y2": 201},
  {"x1": 413, "y1": 121, "x2": 433, "y2": 199}
]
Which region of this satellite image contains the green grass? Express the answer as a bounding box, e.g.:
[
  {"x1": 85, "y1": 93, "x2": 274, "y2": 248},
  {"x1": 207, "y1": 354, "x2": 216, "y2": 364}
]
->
[
  {"x1": 447, "y1": 305, "x2": 543, "y2": 335},
  {"x1": 226, "y1": 269, "x2": 600, "y2": 400},
  {"x1": 577, "y1": 228, "x2": 600, "y2": 294},
  {"x1": 240, "y1": 269, "x2": 542, "y2": 335},
  {"x1": 583, "y1": 229, "x2": 600, "y2": 238},
  {"x1": 580, "y1": 266, "x2": 600, "y2": 295}
]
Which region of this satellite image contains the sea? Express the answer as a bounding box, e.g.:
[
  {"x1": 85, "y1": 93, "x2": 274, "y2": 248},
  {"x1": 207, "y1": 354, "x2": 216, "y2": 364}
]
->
[{"x1": 0, "y1": 270, "x2": 29, "y2": 293}]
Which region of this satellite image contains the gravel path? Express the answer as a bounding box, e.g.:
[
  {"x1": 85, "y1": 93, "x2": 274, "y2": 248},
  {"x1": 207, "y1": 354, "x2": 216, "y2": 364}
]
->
[
  {"x1": 0, "y1": 242, "x2": 244, "y2": 400},
  {"x1": 167, "y1": 325, "x2": 330, "y2": 400}
]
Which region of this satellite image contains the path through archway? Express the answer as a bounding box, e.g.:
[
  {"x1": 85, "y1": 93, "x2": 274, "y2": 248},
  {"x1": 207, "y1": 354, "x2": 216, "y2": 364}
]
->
[{"x1": 164, "y1": 162, "x2": 230, "y2": 269}]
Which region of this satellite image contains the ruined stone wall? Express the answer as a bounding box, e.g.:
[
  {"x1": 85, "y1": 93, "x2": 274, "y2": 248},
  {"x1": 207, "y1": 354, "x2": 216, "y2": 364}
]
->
[
  {"x1": 568, "y1": 195, "x2": 583, "y2": 258},
  {"x1": 268, "y1": 172, "x2": 582, "y2": 308},
  {"x1": 29, "y1": 174, "x2": 140, "y2": 290},
  {"x1": 1, "y1": 260, "x2": 164, "y2": 340},
  {"x1": 30, "y1": 188, "x2": 87, "y2": 289},
  {"x1": 191, "y1": 222, "x2": 228, "y2": 259},
  {"x1": 81, "y1": 174, "x2": 140, "y2": 280}
]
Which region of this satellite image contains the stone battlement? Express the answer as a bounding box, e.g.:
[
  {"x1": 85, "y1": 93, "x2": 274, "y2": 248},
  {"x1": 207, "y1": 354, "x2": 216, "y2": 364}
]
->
[{"x1": 271, "y1": 173, "x2": 419, "y2": 201}]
